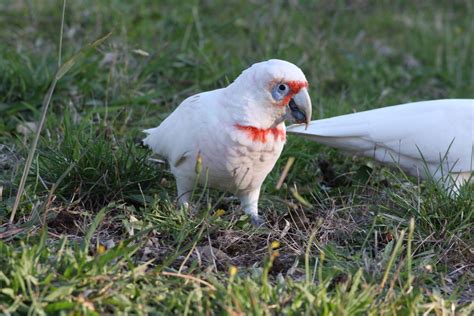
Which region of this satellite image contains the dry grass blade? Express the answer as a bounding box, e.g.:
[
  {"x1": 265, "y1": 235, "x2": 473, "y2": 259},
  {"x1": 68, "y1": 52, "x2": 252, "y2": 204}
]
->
[
  {"x1": 290, "y1": 186, "x2": 312, "y2": 208},
  {"x1": 161, "y1": 271, "x2": 216, "y2": 291},
  {"x1": 379, "y1": 229, "x2": 406, "y2": 291},
  {"x1": 0, "y1": 227, "x2": 24, "y2": 239},
  {"x1": 58, "y1": 0, "x2": 66, "y2": 67},
  {"x1": 9, "y1": 71, "x2": 57, "y2": 225},
  {"x1": 8, "y1": 32, "x2": 111, "y2": 225},
  {"x1": 276, "y1": 156, "x2": 295, "y2": 190}
]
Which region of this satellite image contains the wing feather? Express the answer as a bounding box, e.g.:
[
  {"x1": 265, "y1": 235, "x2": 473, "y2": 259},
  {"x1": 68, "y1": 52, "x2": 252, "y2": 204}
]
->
[
  {"x1": 143, "y1": 94, "x2": 202, "y2": 167},
  {"x1": 287, "y1": 99, "x2": 474, "y2": 173}
]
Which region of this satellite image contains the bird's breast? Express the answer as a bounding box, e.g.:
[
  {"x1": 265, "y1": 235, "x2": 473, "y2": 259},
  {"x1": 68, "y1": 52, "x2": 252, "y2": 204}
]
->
[{"x1": 197, "y1": 124, "x2": 286, "y2": 192}]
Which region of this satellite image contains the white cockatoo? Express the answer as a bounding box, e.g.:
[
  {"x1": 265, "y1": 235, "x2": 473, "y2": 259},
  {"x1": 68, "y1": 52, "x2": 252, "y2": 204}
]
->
[
  {"x1": 287, "y1": 99, "x2": 474, "y2": 191},
  {"x1": 143, "y1": 59, "x2": 312, "y2": 225}
]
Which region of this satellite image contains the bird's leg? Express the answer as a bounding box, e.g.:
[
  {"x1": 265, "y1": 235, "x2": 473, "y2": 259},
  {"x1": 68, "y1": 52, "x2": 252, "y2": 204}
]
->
[
  {"x1": 238, "y1": 188, "x2": 265, "y2": 227},
  {"x1": 176, "y1": 176, "x2": 195, "y2": 208}
]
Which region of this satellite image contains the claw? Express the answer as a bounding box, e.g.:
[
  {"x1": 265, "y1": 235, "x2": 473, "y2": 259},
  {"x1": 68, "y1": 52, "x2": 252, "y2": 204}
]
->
[{"x1": 251, "y1": 216, "x2": 266, "y2": 228}]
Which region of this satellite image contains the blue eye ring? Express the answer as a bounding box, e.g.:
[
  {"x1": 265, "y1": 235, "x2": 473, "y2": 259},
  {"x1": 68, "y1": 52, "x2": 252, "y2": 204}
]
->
[{"x1": 272, "y1": 83, "x2": 290, "y2": 101}]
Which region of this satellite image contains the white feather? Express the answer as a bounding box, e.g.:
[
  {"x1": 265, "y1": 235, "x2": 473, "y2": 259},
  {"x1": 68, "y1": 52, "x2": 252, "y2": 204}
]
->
[{"x1": 287, "y1": 99, "x2": 474, "y2": 188}]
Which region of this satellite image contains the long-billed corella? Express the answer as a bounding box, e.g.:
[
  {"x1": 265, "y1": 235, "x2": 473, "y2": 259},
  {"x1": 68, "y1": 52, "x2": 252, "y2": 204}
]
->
[{"x1": 144, "y1": 59, "x2": 312, "y2": 226}]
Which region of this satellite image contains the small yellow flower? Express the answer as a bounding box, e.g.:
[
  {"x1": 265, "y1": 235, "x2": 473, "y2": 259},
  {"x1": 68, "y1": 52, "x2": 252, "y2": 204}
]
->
[
  {"x1": 271, "y1": 241, "x2": 280, "y2": 249},
  {"x1": 97, "y1": 244, "x2": 106, "y2": 255},
  {"x1": 229, "y1": 265, "x2": 238, "y2": 277},
  {"x1": 215, "y1": 209, "x2": 225, "y2": 217},
  {"x1": 195, "y1": 152, "x2": 203, "y2": 174}
]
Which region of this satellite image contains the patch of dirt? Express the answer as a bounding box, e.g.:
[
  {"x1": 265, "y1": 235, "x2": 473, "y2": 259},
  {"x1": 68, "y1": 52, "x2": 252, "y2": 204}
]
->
[{"x1": 48, "y1": 208, "x2": 80, "y2": 232}]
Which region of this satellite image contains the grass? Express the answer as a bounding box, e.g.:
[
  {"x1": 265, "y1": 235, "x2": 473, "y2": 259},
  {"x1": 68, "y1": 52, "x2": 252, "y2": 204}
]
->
[{"x1": 1, "y1": 0, "x2": 473, "y2": 314}]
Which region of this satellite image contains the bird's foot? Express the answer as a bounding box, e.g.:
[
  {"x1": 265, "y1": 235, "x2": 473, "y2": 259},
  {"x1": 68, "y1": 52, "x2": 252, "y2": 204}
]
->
[
  {"x1": 250, "y1": 216, "x2": 267, "y2": 228},
  {"x1": 180, "y1": 201, "x2": 190, "y2": 211}
]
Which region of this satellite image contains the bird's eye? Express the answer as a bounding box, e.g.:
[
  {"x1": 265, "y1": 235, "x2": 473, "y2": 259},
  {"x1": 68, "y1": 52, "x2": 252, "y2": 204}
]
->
[{"x1": 272, "y1": 83, "x2": 290, "y2": 101}]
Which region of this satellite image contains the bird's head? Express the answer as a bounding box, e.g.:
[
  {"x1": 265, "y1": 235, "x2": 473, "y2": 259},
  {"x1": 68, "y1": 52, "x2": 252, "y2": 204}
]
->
[{"x1": 226, "y1": 59, "x2": 312, "y2": 129}]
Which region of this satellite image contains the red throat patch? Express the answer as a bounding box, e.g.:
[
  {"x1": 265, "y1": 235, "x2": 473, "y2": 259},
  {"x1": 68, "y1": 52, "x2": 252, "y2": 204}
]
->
[{"x1": 235, "y1": 124, "x2": 286, "y2": 143}]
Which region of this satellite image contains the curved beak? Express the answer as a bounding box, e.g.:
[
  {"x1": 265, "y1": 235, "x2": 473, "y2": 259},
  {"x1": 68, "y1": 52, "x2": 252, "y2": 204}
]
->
[{"x1": 288, "y1": 87, "x2": 312, "y2": 129}]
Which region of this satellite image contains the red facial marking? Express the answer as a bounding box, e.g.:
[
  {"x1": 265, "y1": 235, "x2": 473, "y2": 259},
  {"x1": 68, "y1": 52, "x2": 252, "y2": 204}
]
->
[
  {"x1": 235, "y1": 124, "x2": 286, "y2": 143},
  {"x1": 287, "y1": 80, "x2": 308, "y2": 93},
  {"x1": 278, "y1": 80, "x2": 308, "y2": 107}
]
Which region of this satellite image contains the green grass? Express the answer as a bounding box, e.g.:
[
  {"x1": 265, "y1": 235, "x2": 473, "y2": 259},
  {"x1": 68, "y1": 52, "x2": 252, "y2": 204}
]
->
[{"x1": 1, "y1": 0, "x2": 473, "y2": 314}]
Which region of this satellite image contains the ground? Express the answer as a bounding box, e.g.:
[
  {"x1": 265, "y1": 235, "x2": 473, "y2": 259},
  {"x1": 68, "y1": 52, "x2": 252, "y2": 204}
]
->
[{"x1": 0, "y1": 0, "x2": 473, "y2": 314}]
